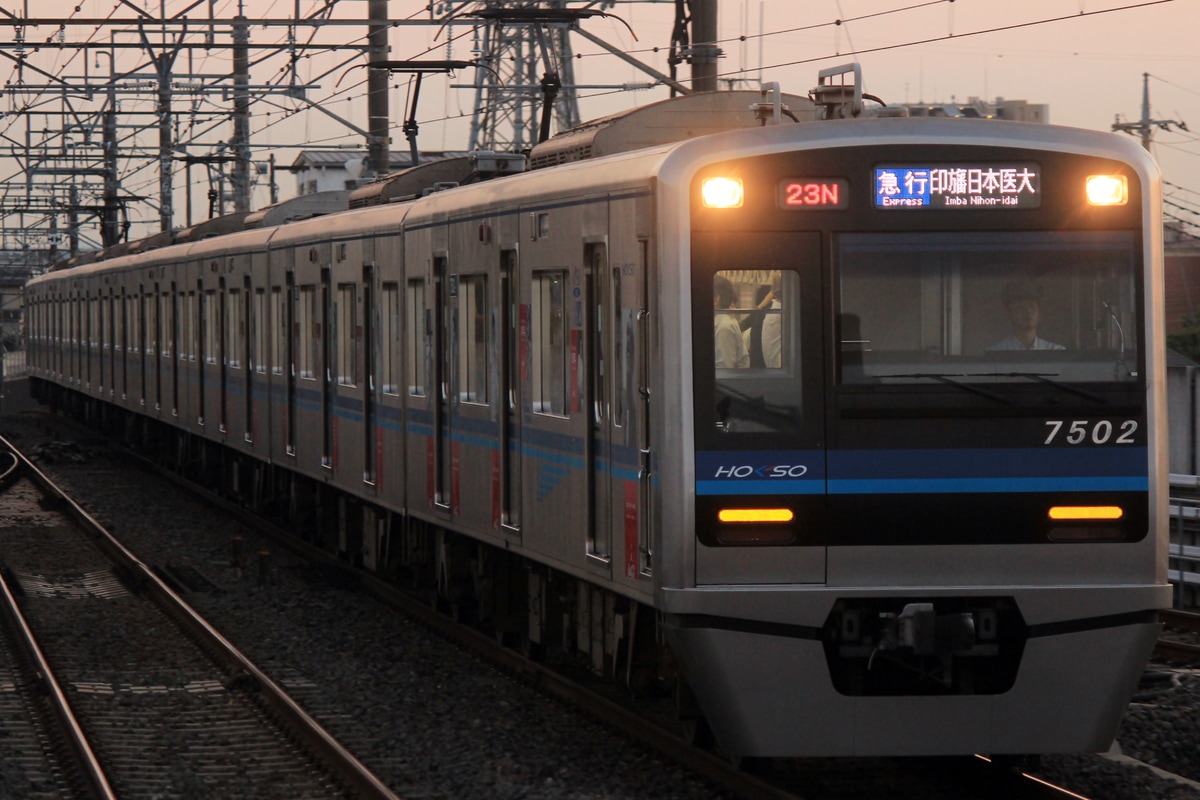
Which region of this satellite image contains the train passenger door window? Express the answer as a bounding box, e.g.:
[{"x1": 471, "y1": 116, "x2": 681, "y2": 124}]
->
[
  {"x1": 271, "y1": 287, "x2": 285, "y2": 377},
  {"x1": 337, "y1": 283, "x2": 357, "y2": 387},
  {"x1": 183, "y1": 290, "x2": 195, "y2": 363},
  {"x1": 298, "y1": 285, "x2": 316, "y2": 380},
  {"x1": 708, "y1": 268, "x2": 802, "y2": 433},
  {"x1": 458, "y1": 275, "x2": 488, "y2": 404},
  {"x1": 254, "y1": 288, "x2": 267, "y2": 375},
  {"x1": 204, "y1": 290, "x2": 219, "y2": 366},
  {"x1": 406, "y1": 280, "x2": 426, "y2": 396},
  {"x1": 381, "y1": 282, "x2": 400, "y2": 396},
  {"x1": 531, "y1": 270, "x2": 567, "y2": 416},
  {"x1": 228, "y1": 287, "x2": 243, "y2": 369}
]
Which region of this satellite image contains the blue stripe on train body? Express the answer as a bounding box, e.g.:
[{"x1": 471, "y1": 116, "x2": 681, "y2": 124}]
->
[{"x1": 695, "y1": 448, "x2": 1148, "y2": 496}]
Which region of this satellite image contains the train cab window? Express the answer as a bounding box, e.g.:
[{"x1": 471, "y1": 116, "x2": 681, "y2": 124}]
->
[
  {"x1": 837, "y1": 231, "x2": 1141, "y2": 386},
  {"x1": 337, "y1": 284, "x2": 357, "y2": 386},
  {"x1": 708, "y1": 269, "x2": 802, "y2": 434},
  {"x1": 406, "y1": 280, "x2": 426, "y2": 397},
  {"x1": 458, "y1": 275, "x2": 488, "y2": 404},
  {"x1": 381, "y1": 283, "x2": 400, "y2": 395},
  {"x1": 298, "y1": 285, "x2": 316, "y2": 380},
  {"x1": 532, "y1": 270, "x2": 568, "y2": 417}
]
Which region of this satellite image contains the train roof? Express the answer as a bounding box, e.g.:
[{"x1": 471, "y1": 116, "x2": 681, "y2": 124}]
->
[
  {"x1": 244, "y1": 190, "x2": 352, "y2": 228},
  {"x1": 527, "y1": 89, "x2": 818, "y2": 170}
]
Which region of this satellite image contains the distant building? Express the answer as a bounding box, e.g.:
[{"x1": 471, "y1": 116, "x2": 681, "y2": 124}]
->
[
  {"x1": 289, "y1": 150, "x2": 465, "y2": 196},
  {"x1": 901, "y1": 96, "x2": 1049, "y2": 124}
]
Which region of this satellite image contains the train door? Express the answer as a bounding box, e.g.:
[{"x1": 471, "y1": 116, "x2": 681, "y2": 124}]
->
[
  {"x1": 285, "y1": 269, "x2": 297, "y2": 456},
  {"x1": 219, "y1": 276, "x2": 229, "y2": 433},
  {"x1": 585, "y1": 242, "x2": 615, "y2": 570},
  {"x1": 168, "y1": 283, "x2": 179, "y2": 417},
  {"x1": 321, "y1": 267, "x2": 334, "y2": 469},
  {"x1": 151, "y1": 283, "x2": 161, "y2": 412},
  {"x1": 500, "y1": 249, "x2": 522, "y2": 533},
  {"x1": 245, "y1": 276, "x2": 257, "y2": 444},
  {"x1": 363, "y1": 265, "x2": 377, "y2": 486},
  {"x1": 432, "y1": 255, "x2": 454, "y2": 512},
  {"x1": 118, "y1": 287, "x2": 128, "y2": 402},
  {"x1": 196, "y1": 278, "x2": 207, "y2": 427},
  {"x1": 689, "y1": 231, "x2": 826, "y2": 585}
]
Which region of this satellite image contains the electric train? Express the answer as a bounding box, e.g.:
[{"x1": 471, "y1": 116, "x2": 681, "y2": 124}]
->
[{"x1": 24, "y1": 67, "x2": 1170, "y2": 759}]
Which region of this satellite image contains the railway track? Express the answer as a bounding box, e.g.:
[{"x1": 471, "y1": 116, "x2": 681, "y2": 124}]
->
[
  {"x1": 25, "y1": 418, "x2": 1095, "y2": 800},
  {"x1": 0, "y1": 411, "x2": 1122, "y2": 799},
  {"x1": 1155, "y1": 608, "x2": 1200, "y2": 664},
  {"x1": 0, "y1": 434, "x2": 399, "y2": 800}
]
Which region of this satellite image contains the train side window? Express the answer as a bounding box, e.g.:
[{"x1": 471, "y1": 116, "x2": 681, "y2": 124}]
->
[
  {"x1": 337, "y1": 284, "x2": 357, "y2": 387},
  {"x1": 298, "y1": 285, "x2": 316, "y2": 380},
  {"x1": 406, "y1": 279, "x2": 426, "y2": 397},
  {"x1": 458, "y1": 275, "x2": 488, "y2": 404},
  {"x1": 270, "y1": 287, "x2": 285, "y2": 375},
  {"x1": 227, "y1": 288, "x2": 242, "y2": 369},
  {"x1": 381, "y1": 283, "x2": 400, "y2": 395},
  {"x1": 531, "y1": 270, "x2": 567, "y2": 416}
]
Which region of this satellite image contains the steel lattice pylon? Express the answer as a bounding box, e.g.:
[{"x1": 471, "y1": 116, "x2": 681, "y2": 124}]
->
[{"x1": 464, "y1": 1, "x2": 589, "y2": 153}]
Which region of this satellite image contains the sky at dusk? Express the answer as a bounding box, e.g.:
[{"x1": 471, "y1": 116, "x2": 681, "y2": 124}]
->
[{"x1": 4, "y1": 0, "x2": 1198, "y2": 240}]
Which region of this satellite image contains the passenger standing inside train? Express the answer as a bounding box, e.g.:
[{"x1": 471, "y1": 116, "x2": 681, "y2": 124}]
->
[
  {"x1": 714, "y1": 276, "x2": 750, "y2": 369},
  {"x1": 988, "y1": 280, "x2": 1065, "y2": 351},
  {"x1": 760, "y1": 274, "x2": 783, "y2": 368}
]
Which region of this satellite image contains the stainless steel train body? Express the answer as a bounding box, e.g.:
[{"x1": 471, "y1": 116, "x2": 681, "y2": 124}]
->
[{"x1": 24, "y1": 114, "x2": 1170, "y2": 759}]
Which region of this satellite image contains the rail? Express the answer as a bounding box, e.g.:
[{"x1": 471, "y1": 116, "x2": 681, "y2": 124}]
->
[{"x1": 0, "y1": 432, "x2": 403, "y2": 800}]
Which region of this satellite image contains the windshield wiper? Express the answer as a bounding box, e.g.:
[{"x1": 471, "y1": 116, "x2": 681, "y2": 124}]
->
[
  {"x1": 972, "y1": 372, "x2": 1106, "y2": 404},
  {"x1": 884, "y1": 373, "x2": 1010, "y2": 404},
  {"x1": 715, "y1": 384, "x2": 802, "y2": 430}
]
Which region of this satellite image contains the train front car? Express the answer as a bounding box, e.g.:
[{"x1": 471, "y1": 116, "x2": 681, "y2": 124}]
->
[{"x1": 655, "y1": 117, "x2": 1170, "y2": 758}]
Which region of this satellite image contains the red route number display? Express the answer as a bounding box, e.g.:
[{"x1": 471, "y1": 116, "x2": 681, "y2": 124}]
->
[{"x1": 777, "y1": 177, "x2": 850, "y2": 210}]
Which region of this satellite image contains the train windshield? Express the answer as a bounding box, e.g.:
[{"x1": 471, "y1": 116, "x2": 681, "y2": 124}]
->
[{"x1": 837, "y1": 230, "x2": 1140, "y2": 385}]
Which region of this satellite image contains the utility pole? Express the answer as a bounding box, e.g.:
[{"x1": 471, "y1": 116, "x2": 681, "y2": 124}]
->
[
  {"x1": 231, "y1": 14, "x2": 252, "y2": 214},
  {"x1": 669, "y1": 0, "x2": 721, "y2": 95},
  {"x1": 367, "y1": 0, "x2": 391, "y2": 179},
  {"x1": 1113, "y1": 72, "x2": 1188, "y2": 151},
  {"x1": 690, "y1": 0, "x2": 719, "y2": 92}
]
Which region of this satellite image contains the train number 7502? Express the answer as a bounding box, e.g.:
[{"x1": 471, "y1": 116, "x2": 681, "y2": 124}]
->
[{"x1": 1044, "y1": 419, "x2": 1138, "y2": 445}]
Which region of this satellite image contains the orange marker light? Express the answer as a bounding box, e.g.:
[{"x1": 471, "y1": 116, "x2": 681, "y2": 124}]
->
[
  {"x1": 718, "y1": 508, "x2": 795, "y2": 523},
  {"x1": 1048, "y1": 506, "x2": 1124, "y2": 521}
]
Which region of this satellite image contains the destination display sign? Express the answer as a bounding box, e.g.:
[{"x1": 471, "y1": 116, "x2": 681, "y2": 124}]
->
[{"x1": 874, "y1": 163, "x2": 1041, "y2": 210}]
